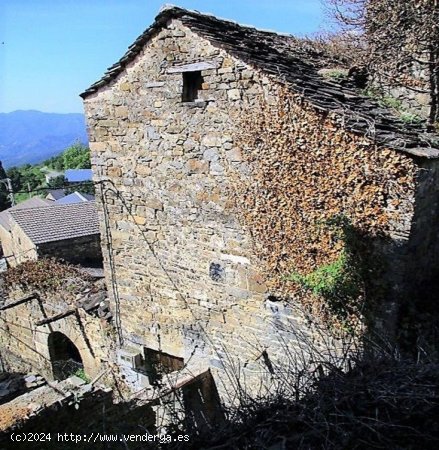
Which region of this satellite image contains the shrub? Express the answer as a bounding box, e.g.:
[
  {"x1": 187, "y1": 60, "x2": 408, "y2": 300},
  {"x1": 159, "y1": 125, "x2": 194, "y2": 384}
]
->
[{"x1": 287, "y1": 215, "x2": 365, "y2": 329}]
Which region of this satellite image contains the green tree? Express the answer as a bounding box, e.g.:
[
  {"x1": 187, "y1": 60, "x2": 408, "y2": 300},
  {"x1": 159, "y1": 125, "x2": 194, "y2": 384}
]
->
[
  {"x1": 0, "y1": 161, "x2": 10, "y2": 211},
  {"x1": 7, "y1": 165, "x2": 45, "y2": 194},
  {"x1": 62, "y1": 142, "x2": 91, "y2": 169},
  {"x1": 43, "y1": 142, "x2": 91, "y2": 171},
  {"x1": 5, "y1": 166, "x2": 23, "y2": 192},
  {"x1": 44, "y1": 154, "x2": 64, "y2": 171},
  {"x1": 47, "y1": 175, "x2": 66, "y2": 189}
]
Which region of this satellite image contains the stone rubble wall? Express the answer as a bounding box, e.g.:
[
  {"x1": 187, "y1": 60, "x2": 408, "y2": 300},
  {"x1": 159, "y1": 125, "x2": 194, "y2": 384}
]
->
[
  {"x1": 84, "y1": 20, "x2": 316, "y2": 398},
  {"x1": 0, "y1": 221, "x2": 38, "y2": 267},
  {"x1": 0, "y1": 284, "x2": 111, "y2": 381},
  {"x1": 0, "y1": 379, "x2": 155, "y2": 444},
  {"x1": 372, "y1": 54, "x2": 433, "y2": 121}
]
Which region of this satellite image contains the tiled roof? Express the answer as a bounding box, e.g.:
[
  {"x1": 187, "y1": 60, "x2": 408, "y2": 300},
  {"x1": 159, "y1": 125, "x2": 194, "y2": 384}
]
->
[
  {"x1": 55, "y1": 192, "x2": 95, "y2": 204},
  {"x1": 9, "y1": 201, "x2": 99, "y2": 245},
  {"x1": 81, "y1": 193, "x2": 95, "y2": 201},
  {"x1": 65, "y1": 169, "x2": 93, "y2": 182},
  {"x1": 0, "y1": 198, "x2": 52, "y2": 232},
  {"x1": 80, "y1": 5, "x2": 439, "y2": 159}
]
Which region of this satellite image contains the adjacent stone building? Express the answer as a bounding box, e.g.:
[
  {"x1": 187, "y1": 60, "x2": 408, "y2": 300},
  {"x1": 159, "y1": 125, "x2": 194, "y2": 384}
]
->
[
  {"x1": 81, "y1": 6, "x2": 439, "y2": 398},
  {"x1": 0, "y1": 198, "x2": 52, "y2": 262},
  {"x1": 0, "y1": 201, "x2": 102, "y2": 267}
]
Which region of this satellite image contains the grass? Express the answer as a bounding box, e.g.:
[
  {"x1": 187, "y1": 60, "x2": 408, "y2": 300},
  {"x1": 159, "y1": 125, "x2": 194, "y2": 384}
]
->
[
  {"x1": 288, "y1": 250, "x2": 360, "y2": 304},
  {"x1": 362, "y1": 88, "x2": 424, "y2": 125},
  {"x1": 378, "y1": 96, "x2": 402, "y2": 110},
  {"x1": 399, "y1": 111, "x2": 423, "y2": 124},
  {"x1": 321, "y1": 69, "x2": 348, "y2": 82},
  {"x1": 73, "y1": 368, "x2": 90, "y2": 383},
  {"x1": 286, "y1": 215, "x2": 365, "y2": 327}
]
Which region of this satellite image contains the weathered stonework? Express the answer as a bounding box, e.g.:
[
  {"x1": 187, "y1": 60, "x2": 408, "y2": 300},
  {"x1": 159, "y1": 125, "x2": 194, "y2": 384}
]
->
[
  {"x1": 83, "y1": 20, "x2": 322, "y2": 396},
  {"x1": 1, "y1": 220, "x2": 37, "y2": 266},
  {"x1": 82, "y1": 11, "x2": 439, "y2": 399},
  {"x1": 0, "y1": 280, "x2": 112, "y2": 381},
  {"x1": 0, "y1": 223, "x2": 102, "y2": 268},
  {"x1": 38, "y1": 235, "x2": 103, "y2": 267}
]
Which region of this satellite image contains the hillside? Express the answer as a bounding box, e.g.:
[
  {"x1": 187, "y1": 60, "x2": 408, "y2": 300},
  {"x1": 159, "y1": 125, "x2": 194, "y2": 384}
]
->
[{"x1": 0, "y1": 110, "x2": 88, "y2": 168}]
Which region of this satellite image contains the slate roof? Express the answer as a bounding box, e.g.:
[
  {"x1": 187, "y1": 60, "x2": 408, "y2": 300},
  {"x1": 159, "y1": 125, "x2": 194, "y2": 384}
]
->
[
  {"x1": 65, "y1": 169, "x2": 93, "y2": 182},
  {"x1": 0, "y1": 198, "x2": 52, "y2": 233},
  {"x1": 80, "y1": 5, "x2": 439, "y2": 159},
  {"x1": 9, "y1": 201, "x2": 99, "y2": 245},
  {"x1": 46, "y1": 189, "x2": 66, "y2": 201},
  {"x1": 56, "y1": 192, "x2": 95, "y2": 204}
]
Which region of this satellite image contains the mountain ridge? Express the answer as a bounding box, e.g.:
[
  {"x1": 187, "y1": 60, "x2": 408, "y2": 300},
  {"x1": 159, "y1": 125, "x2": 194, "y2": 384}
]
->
[{"x1": 0, "y1": 110, "x2": 88, "y2": 168}]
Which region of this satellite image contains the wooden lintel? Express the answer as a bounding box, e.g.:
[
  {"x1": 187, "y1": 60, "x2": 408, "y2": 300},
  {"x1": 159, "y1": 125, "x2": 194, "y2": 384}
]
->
[
  {"x1": 36, "y1": 308, "x2": 77, "y2": 326},
  {"x1": 167, "y1": 61, "x2": 217, "y2": 73},
  {"x1": 0, "y1": 293, "x2": 39, "y2": 311}
]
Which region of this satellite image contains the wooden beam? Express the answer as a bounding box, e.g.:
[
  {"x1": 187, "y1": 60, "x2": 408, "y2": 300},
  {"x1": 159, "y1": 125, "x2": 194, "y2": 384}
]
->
[
  {"x1": 0, "y1": 293, "x2": 39, "y2": 311},
  {"x1": 167, "y1": 61, "x2": 217, "y2": 73},
  {"x1": 36, "y1": 308, "x2": 77, "y2": 326}
]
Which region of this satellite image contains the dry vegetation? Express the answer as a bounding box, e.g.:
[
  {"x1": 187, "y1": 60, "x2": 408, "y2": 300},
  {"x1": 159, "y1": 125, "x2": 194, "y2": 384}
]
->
[
  {"x1": 1, "y1": 258, "x2": 91, "y2": 294},
  {"x1": 232, "y1": 85, "x2": 417, "y2": 327},
  {"x1": 167, "y1": 357, "x2": 439, "y2": 450},
  {"x1": 324, "y1": 0, "x2": 439, "y2": 123}
]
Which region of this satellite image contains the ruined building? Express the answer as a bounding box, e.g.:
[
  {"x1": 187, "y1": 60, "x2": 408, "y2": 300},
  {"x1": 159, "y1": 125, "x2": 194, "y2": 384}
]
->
[{"x1": 79, "y1": 6, "x2": 439, "y2": 398}]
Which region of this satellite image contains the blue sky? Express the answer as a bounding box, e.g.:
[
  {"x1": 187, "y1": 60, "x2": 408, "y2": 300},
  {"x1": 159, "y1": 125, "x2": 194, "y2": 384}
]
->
[{"x1": 0, "y1": 0, "x2": 329, "y2": 114}]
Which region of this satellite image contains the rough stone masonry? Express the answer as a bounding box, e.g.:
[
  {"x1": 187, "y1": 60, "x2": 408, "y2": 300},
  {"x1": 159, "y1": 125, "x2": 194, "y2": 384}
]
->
[{"x1": 81, "y1": 7, "x2": 439, "y2": 400}]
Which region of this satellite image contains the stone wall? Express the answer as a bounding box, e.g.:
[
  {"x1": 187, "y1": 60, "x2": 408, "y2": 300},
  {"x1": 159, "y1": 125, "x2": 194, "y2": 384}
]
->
[
  {"x1": 0, "y1": 225, "x2": 102, "y2": 268},
  {"x1": 0, "y1": 221, "x2": 37, "y2": 267},
  {"x1": 0, "y1": 282, "x2": 111, "y2": 381},
  {"x1": 83, "y1": 18, "x2": 437, "y2": 399},
  {"x1": 85, "y1": 19, "x2": 308, "y2": 399},
  {"x1": 394, "y1": 158, "x2": 439, "y2": 350},
  {"x1": 372, "y1": 54, "x2": 432, "y2": 121},
  {"x1": 0, "y1": 383, "x2": 156, "y2": 449}
]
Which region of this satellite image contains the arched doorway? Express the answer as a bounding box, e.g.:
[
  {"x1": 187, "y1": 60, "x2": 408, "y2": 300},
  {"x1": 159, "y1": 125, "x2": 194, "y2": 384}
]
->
[{"x1": 48, "y1": 332, "x2": 84, "y2": 380}]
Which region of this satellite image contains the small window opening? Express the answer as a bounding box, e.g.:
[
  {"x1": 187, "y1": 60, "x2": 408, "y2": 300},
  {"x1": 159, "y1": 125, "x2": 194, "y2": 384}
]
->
[
  {"x1": 182, "y1": 71, "x2": 203, "y2": 102},
  {"x1": 266, "y1": 294, "x2": 281, "y2": 303}
]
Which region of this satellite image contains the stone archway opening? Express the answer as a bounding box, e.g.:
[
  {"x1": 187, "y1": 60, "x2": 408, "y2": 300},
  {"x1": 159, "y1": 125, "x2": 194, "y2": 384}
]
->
[{"x1": 48, "y1": 331, "x2": 84, "y2": 380}]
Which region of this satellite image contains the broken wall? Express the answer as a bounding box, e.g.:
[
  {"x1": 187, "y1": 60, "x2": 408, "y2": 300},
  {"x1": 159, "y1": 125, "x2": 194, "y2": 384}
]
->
[{"x1": 0, "y1": 279, "x2": 112, "y2": 381}]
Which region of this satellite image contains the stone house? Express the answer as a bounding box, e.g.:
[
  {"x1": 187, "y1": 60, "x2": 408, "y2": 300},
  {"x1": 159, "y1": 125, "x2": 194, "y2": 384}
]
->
[
  {"x1": 0, "y1": 198, "x2": 52, "y2": 261},
  {"x1": 54, "y1": 191, "x2": 95, "y2": 204},
  {"x1": 46, "y1": 189, "x2": 95, "y2": 204},
  {"x1": 0, "y1": 201, "x2": 102, "y2": 267},
  {"x1": 0, "y1": 267, "x2": 111, "y2": 383},
  {"x1": 81, "y1": 7, "x2": 439, "y2": 398}
]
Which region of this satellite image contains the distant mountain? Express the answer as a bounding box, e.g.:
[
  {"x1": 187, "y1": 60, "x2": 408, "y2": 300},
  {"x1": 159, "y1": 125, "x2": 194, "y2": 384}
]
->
[{"x1": 0, "y1": 110, "x2": 88, "y2": 168}]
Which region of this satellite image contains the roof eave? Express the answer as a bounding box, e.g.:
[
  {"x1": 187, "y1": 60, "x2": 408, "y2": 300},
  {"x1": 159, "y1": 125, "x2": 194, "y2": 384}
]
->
[
  {"x1": 34, "y1": 232, "x2": 100, "y2": 246},
  {"x1": 80, "y1": 6, "x2": 189, "y2": 99}
]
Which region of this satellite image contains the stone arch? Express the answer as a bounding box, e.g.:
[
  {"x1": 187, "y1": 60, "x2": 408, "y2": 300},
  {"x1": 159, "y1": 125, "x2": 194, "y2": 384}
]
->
[{"x1": 48, "y1": 331, "x2": 84, "y2": 380}]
